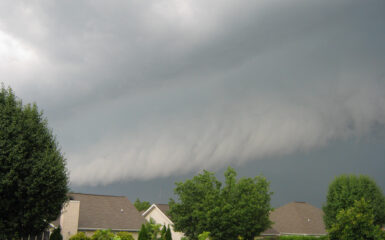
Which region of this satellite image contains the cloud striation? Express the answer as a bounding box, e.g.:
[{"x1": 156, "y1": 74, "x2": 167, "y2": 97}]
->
[{"x1": 0, "y1": 0, "x2": 384, "y2": 185}]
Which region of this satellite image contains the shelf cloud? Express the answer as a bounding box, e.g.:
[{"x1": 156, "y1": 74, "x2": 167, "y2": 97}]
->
[{"x1": 1, "y1": 0, "x2": 384, "y2": 185}]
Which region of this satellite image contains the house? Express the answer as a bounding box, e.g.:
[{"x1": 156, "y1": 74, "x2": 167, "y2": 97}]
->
[
  {"x1": 54, "y1": 193, "x2": 145, "y2": 240},
  {"x1": 142, "y1": 204, "x2": 185, "y2": 240},
  {"x1": 262, "y1": 201, "x2": 327, "y2": 237}
]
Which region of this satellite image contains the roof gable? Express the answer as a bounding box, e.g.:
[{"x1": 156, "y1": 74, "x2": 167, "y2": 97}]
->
[{"x1": 70, "y1": 193, "x2": 145, "y2": 231}]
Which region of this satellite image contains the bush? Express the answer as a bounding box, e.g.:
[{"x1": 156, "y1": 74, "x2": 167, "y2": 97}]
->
[
  {"x1": 116, "y1": 232, "x2": 134, "y2": 240},
  {"x1": 91, "y1": 230, "x2": 115, "y2": 240},
  {"x1": 69, "y1": 232, "x2": 91, "y2": 240},
  {"x1": 50, "y1": 226, "x2": 63, "y2": 240},
  {"x1": 278, "y1": 236, "x2": 328, "y2": 240}
]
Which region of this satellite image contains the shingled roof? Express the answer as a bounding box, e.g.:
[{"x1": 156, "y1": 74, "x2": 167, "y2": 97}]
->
[
  {"x1": 69, "y1": 193, "x2": 145, "y2": 231},
  {"x1": 263, "y1": 201, "x2": 327, "y2": 236}
]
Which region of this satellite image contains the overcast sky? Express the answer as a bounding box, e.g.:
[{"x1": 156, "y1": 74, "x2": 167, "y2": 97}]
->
[{"x1": 1, "y1": 0, "x2": 384, "y2": 207}]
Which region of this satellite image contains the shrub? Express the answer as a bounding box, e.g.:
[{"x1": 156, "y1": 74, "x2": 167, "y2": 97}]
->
[
  {"x1": 69, "y1": 232, "x2": 91, "y2": 240},
  {"x1": 50, "y1": 226, "x2": 63, "y2": 240},
  {"x1": 278, "y1": 236, "x2": 328, "y2": 240},
  {"x1": 91, "y1": 229, "x2": 115, "y2": 240},
  {"x1": 116, "y1": 232, "x2": 134, "y2": 240}
]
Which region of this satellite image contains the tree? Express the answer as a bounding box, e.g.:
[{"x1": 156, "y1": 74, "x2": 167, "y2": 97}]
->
[
  {"x1": 134, "y1": 198, "x2": 151, "y2": 211},
  {"x1": 138, "y1": 224, "x2": 150, "y2": 240},
  {"x1": 0, "y1": 86, "x2": 69, "y2": 239},
  {"x1": 328, "y1": 198, "x2": 385, "y2": 240},
  {"x1": 50, "y1": 226, "x2": 63, "y2": 240},
  {"x1": 323, "y1": 174, "x2": 385, "y2": 232},
  {"x1": 169, "y1": 167, "x2": 272, "y2": 240},
  {"x1": 164, "y1": 226, "x2": 172, "y2": 240}
]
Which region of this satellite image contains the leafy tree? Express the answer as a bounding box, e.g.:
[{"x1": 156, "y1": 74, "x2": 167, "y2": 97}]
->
[
  {"x1": 323, "y1": 174, "x2": 385, "y2": 231},
  {"x1": 91, "y1": 229, "x2": 115, "y2": 240},
  {"x1": 328, "y1": 198, "x2": 385, "y2": 240},
  {"x1": 0, "y1": 86, "x2": 68, "y2": 239},
  {"x1": 134, "y1": 198, "x2": 151, "y2": 211},
  {"x1": 50, "y1": 226, "x2": 63, "y2": 240},
  {"x1": 169, "y1": 167, "x2": 272, "y2": 240},
  {"x1": 69, "y1": 232, "x2": 91, "y2": 240}
]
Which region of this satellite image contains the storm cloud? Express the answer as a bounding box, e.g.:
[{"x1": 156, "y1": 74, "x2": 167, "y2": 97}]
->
[{"x1": 1, "y1": 0, "x2": 384, "y2": 185}]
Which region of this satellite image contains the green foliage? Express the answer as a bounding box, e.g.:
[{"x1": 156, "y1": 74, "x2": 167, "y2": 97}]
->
[
  {"x1": 278, "y1": 236, "x2": 328, "y2": 240},
  {"x1": 160, "y1": 225, "x2": 167, "y2": 238},
  {"x1": 328, "y1": 198, "x2": 384, "y2": 240},
  {"x1": 169, "y1": 166, "x2": 272, "y2": 240},
  {"x1": 323, "y1": 174, "x2": 385, "y2": 231},
  {"x1": 198, "y1": 232, "x2": 211, "y2": 240},
  {"x1": 138, "y1": 224, "x2": 150, "y2": 240},
  {"x1": 69, "y1": 232, "x2": 91, "y2": 240},
  {"x1": 116, "y1": 232, "x2": 134, "y2": 240},
  {"x1": 91, "y1": 229, "x2": 115, "y2": 240},
  {"x1": 50, "y1": 226, "x2": 63, "y2": 240},
  {"x1": 0, "y1": 86, "x2": 69, "y2": 239},
  {"x1": 138, "y1": 220, "x2": 174, "y2": 240},
  {"x1": 135, "y1": 198, "x2": 151, "y2": 211},
  {"x1": 165, "y1": 226, "x2": 172, "y2": 240}
]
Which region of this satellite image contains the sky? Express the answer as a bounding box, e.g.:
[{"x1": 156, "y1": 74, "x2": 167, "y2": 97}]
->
[{"x1": 1, "y1": 0, "x2": 384, "y2": 208}]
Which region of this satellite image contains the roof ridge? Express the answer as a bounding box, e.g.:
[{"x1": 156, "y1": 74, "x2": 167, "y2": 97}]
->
[{"x1": 70, "y1": 192, "x2": 127, "y2": 198}]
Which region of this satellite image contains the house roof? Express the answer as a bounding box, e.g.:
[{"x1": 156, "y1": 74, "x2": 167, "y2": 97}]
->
[
  {"x1": 155, "y1": 204, "x2": 170, "y2": 218},
  {"x1": 263, "y1": 201, "x2": 327, "y2": 236},
  {"x1": 142, "y1": 203, "x2": 172, "y2": 220},
  {"x1": 69, "y1": 193, "x2": 145, "y2": 231}
]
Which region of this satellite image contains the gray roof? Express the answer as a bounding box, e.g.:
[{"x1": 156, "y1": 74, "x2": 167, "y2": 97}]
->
[
  {"x1": 263, "y1": 201, "x2": 326, "y2": 236},
  {"x1": 70, "y1": 193, "x2": 145, "y2": 231}
]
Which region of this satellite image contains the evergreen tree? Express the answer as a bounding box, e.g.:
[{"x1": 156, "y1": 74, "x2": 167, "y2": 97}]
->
[
  {"x1": 50, "y1": 226, "x2": 63, "y2": 240},
  {"x1": 138, "y1": 224, "x2": 150, "y2": 240},
  {"x1": 165, "y1": 226, "x2": 172, "y2": 240}
]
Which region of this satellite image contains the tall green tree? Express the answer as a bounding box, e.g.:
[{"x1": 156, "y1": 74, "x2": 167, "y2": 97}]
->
[
  {"x1": 164, "y1": 226, "x2": 172, "y2": 240},
  {"x1": 0, "y1": 86, "x2": 69, "y2": 239},
  {"x1": 169, "y1": 167, "x2": 272, "y2": 240},
  {"x1": 134, "y1": 198, "x2": 151, "y2": 211},
  {"x1": 323, "y1": 174, "x2": 385, "y2": 233},
  {"x1": 138, "y1": 224, "x2": 150, "y2": 240}
]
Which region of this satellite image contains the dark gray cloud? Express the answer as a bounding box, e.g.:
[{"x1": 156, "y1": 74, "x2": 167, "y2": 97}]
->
[{"x1": 1, "y1": 0, "x2": 384, "y2": 190}]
